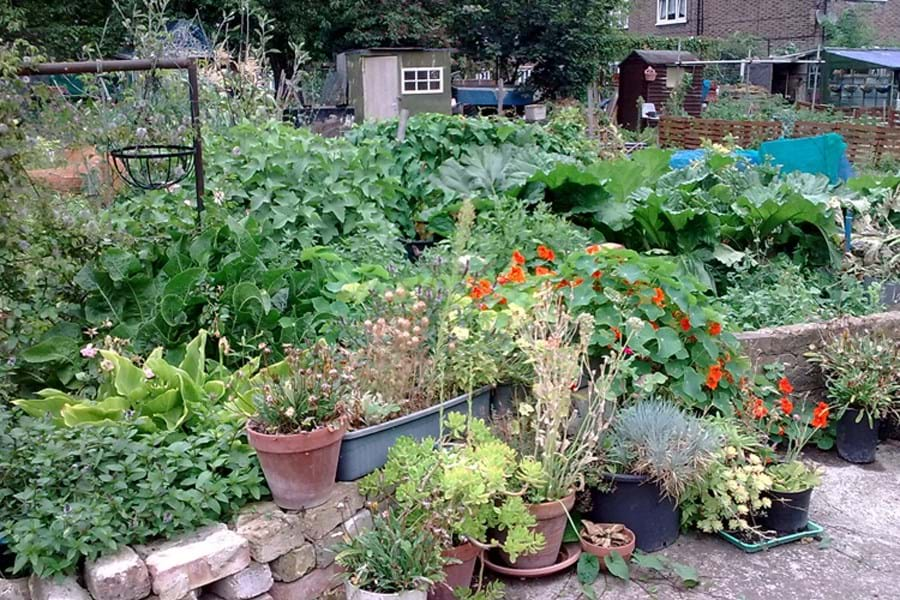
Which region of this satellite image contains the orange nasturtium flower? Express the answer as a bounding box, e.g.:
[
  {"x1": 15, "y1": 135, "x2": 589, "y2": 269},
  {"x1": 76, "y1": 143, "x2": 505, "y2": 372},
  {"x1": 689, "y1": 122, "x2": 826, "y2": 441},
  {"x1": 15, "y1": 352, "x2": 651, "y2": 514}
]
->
[
  {"x1": 535, "y1": 266, "x2": 555, "y2": 276},
  {"x1": 536, "y1": 245, "x2": 556, "y2": 261},
  {"x1": 751, "y1": 398, "x2": 768, "y2": 419},
  {"x1": 586, "y1": 244, "x2": 601, "y2": 255},
  {"x1": 651, "y1": 287, "x2": 666, "y2": 308},
  {"x1": 705, "y1": 364, "x2": 724, "y2": 390},
  {"x1": 780, "y1": 396, "x2": 794, "y2": 415},
  {"x1": 508, "y1": 265, "x2": 526, "y2": 284},
  {"x1": 591, "y1": 270, "x2": 603, "y2": 279},
  {"x1": 708, "y1": 322, "x2": 722, "y2": 336},
  {"x1": 512, "y1": 250, "x2": 526, "y2": 265},
  {"x1": 680, "y1": 317, "x2": 692, "y2": 332},
  {"x1": 611, "y1": 326, "x2": 622, "y2": 341},
  {"x1": 812, "y1": 402, "x2": 830, "y2": 428},
  {"x1": 468, "y1": 278, "x2": 493, "y2": 300},
  {"x1": 778, "y1": 377, "x2": 794, "y2": 395}
]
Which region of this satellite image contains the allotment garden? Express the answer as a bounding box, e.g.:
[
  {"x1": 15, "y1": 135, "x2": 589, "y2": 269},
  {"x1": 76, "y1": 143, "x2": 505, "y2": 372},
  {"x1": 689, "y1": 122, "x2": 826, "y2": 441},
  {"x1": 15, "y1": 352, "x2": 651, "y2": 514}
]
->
[{"x1": 2, "y1": 42, "x2": 900, "y2": 600}]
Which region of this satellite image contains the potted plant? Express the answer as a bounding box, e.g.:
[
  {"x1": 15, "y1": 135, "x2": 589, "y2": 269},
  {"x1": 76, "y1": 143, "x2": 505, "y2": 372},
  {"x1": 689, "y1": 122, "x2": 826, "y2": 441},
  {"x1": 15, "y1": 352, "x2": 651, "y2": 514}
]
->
[
  {"x1": 578, "y1": 521, "x2": 635, "y2": 566},
  {"x1": 807, "y1": 332, "x2": 900, "y2": 464},
  {"x1": 244, "y1": 340, "x2": 350, "y2": 510},
  {"x1": 336, "y1": 509, "x2": 446, "y2": 600},
  {"x1": 590, "y1": 400, "x2": 718, "y2": 552},
  {"x1": 360, "y1": 414, "x2": 542, "y2": 600},
  {"x1": 500, "y1": 292, "x2": 630, "y2": 570}
]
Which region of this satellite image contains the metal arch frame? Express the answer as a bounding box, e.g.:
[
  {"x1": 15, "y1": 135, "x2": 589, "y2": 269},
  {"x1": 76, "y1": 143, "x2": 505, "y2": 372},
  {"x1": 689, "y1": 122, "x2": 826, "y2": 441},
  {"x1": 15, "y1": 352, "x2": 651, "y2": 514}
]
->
[{"x1": 18, "y1": 58, "x2": 206, "y2": 222}]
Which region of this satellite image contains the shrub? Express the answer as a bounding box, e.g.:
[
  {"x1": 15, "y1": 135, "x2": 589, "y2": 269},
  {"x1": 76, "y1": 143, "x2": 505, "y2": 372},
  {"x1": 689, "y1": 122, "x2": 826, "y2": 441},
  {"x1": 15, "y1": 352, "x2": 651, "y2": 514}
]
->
[
  {"x1": 606, "y1": 400, "x2": 719, "y2": 500},
  {"x1": 0, "y1": 411, "x2": 266, "y2": 577}
]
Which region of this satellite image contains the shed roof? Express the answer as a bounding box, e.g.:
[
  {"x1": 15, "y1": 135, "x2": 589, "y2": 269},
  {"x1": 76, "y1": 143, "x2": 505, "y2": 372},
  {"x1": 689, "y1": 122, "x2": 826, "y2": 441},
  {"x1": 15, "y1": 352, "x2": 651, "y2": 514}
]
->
[
  {"x1": 825, "y1": 48, "x2": 900, "y2": 69},
  {"x1": 625, "y1": 50, "x2": 699, "y2": 65},
  {"x1": 342, "y1": 47, "x2": 453, "y2": 56}
]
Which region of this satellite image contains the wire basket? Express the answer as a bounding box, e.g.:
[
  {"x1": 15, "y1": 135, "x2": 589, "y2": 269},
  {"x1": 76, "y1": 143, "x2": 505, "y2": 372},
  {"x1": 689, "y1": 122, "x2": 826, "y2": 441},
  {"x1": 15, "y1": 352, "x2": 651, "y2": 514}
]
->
[{"x1": 109, "y1": 144, "x2": 194, "y2": 190}]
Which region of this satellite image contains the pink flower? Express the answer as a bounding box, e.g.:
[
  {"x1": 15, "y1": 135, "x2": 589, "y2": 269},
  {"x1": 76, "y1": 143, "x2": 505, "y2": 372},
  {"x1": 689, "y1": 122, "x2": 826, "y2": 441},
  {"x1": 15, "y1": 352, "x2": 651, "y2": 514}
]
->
[
  {"x1": 623, "y1": 346, "x2": 634, "y2": 356},
  {"x1": 80, "y1": 344, "x2": 98, "y2": 358}
]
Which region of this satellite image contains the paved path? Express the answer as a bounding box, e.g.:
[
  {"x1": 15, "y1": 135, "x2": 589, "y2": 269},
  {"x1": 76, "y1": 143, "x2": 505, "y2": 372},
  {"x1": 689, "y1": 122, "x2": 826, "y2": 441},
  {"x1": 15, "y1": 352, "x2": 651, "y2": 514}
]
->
[{"x1": 498, "y1": 441, "x2": 900, "y2": 600}]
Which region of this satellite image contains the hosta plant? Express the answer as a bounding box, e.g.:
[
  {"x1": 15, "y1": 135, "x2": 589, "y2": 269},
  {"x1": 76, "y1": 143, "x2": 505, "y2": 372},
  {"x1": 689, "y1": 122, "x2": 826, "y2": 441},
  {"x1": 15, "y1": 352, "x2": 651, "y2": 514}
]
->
[
  {"x1": 359, "y1": 414, "x2": 542, "y2": 562},
  {"x1": 13, "y1": 330, "x2": 247, "y2": 433}
]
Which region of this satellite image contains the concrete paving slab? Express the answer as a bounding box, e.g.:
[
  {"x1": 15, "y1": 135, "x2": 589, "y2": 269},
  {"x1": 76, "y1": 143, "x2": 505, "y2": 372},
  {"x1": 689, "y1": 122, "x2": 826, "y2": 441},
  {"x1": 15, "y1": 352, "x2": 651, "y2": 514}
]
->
[{"x1": 498, "y1": 441, "x2": 900, "y2": 600}]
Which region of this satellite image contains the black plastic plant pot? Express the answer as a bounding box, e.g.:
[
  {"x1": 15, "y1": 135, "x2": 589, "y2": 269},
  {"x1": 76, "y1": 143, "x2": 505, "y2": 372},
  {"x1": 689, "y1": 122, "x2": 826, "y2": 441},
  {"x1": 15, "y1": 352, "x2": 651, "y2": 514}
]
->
[
  {"x1": 401, "y1": 239, "x2": 437, "y2": 263},
  {"x1": 756, "y1": 488, "x2": 812, "y2": 535},
  {"x1": 837, "y1": 408, "x2": 880, "y2": 464},
  {"x1": 588, "y1": 473, "x2": 680, "y2": 552}
]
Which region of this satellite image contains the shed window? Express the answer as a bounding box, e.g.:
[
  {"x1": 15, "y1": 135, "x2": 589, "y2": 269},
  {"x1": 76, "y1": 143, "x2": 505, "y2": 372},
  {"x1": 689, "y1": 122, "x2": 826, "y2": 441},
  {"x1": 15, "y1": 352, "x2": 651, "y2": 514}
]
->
[
  {"x1": 402, "y1": 67, "x2": 444, "y2": 94},
  {"x1": 657, "y1": 0, "x2": 687, "y2": 24}
]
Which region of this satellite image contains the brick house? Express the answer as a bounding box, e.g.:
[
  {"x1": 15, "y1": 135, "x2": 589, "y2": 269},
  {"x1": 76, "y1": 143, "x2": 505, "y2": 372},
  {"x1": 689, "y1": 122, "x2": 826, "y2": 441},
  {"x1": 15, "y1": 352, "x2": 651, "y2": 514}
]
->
[{"x1": 624, "y1": 0, "x2": 900, "y2": 54}]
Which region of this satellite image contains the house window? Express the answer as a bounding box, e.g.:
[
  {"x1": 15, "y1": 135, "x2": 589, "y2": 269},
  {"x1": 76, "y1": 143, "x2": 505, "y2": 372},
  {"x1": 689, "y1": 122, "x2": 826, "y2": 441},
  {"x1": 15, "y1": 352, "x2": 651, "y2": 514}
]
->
[
  {"x1": 402, "y1": 67, "x2": 444, "y2": 94},
  {"x1": 657, "y1": 0, "x2": 687, "y2": 24},
  {"x1": 614, "y1": 3, "x2": 630, "y2": 29}
]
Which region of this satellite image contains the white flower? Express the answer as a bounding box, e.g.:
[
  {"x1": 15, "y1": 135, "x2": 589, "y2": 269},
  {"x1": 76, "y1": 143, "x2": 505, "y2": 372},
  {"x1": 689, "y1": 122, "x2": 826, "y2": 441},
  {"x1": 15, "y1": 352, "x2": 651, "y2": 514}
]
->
[
  {"x1": 284, "y1": 407, "x2": 296, "y2": 418},
  {"x1": 143, "y1": 367, "x2": 155, "y2": 379},
  {"x1": 80, "y1": 344, "x2": 98, "y2": 358},
  {"x1": 100, "y1": 359, "x2": 115, "y2": 372}
]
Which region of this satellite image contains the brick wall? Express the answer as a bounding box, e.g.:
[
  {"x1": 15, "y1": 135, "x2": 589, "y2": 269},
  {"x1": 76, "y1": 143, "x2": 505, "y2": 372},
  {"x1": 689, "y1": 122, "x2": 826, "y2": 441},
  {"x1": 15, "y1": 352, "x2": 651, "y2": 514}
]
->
[{"x1": 737, "y1": 311, "x2": 900, "y2": 401}]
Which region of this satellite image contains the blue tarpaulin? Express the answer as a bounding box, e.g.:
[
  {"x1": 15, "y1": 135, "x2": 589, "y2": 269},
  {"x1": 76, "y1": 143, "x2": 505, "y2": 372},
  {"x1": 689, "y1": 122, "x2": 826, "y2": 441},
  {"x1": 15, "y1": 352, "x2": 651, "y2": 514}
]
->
[
  {"x1": 669, "y1": 149, "x2": 761, "y2": 170},
  {"x1": 759, "y1": 133, "x2": 851, "y2": 184}
]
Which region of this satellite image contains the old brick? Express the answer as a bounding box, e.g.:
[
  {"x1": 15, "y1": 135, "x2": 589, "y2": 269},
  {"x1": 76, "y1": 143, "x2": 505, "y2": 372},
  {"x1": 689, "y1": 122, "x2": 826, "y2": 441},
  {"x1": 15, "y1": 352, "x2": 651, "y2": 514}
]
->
[
  {"x1": 28, "y1": 576, "x2": 90, "y2": 600},
  {"x1": 135, "y1": 524, "x2": 250, "y2": 600},
  {"x1": 316, "y1": 509, "x2": 373, "y2": 569},
  {"x1": 268, "y1": 564, "x2": 341, "y2": 600},
  {"x1": 84, "y1": 546, "x2": 152, "y2": 600},
  {"x1": 0, "y1": 578, "x2": 30, "y2": 600},
  {"x1": 207, "y1": 562, "x2": 273, "y2": 600},
  {"x1": 234, "y1": 503, "x2": 306, "y2": 563},
  {"x1": 270, "y1": 544, "x2": 316, "y2": 583},
  {"x1": 297, "y1": 483, "x2": 366, "y2": 541}
]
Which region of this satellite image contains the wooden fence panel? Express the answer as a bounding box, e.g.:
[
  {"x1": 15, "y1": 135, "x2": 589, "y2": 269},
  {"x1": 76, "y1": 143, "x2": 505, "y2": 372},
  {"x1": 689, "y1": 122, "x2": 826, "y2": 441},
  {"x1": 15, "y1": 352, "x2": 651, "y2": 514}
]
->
[{"x1": 659, "y1": 116, "x2": 900, "y2": 164}]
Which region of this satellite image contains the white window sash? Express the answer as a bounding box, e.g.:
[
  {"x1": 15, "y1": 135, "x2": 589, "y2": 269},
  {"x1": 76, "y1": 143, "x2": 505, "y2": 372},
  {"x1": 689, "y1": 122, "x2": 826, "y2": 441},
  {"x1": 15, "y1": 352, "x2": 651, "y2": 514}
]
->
[{"x1": 401, "y1": 67, "x2": 444, "y2": 95}]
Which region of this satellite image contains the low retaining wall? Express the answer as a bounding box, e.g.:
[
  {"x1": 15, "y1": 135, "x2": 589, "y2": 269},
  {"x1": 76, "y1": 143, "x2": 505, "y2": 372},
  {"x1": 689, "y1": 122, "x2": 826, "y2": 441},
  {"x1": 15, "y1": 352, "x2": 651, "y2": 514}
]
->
[
  {"x1": 1, "y1": 484, "x2": 367, "y2": 600},
  {"x1": 737, "y1": 311, "x2": 900, "y2": 400}
]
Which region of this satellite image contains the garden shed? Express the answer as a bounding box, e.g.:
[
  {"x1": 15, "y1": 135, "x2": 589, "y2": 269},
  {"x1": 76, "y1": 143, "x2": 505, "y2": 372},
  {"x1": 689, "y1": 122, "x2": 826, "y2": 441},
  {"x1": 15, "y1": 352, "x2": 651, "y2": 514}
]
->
[
  {"x1": 617, "y1": 50, "x2": 705, "y2": 130},
  {"x1": 339, "y1": 47, "x2": 453, "y2": 121}
]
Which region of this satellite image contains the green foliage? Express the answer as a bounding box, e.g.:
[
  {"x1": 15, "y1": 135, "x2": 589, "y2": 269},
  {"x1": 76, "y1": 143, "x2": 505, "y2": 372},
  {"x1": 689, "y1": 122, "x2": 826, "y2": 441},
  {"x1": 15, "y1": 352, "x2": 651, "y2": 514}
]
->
[
  {"x1": 335, "y1": 509, "x2": 446, "y2": 594},
  {"x1": 681, "y1": 418, "x2": 773, "y2": 533},
  {"x1": 247, "y1": 340, "x2": 351, "y2": 434},
  {"x1": 526, "y1": 149, "x2": 840, "y2": 285},
  {"x1": 359, "y1": 416, "x2": 542, "y2": 562},
  {"x1": 806, "y1": 331, "x2": 900, "y2": 425},
  {"x1": 823, "y1": 8, "x2": 877, "y2": 47},
  {"x1": 13, "y1": 330, "x2": 244, "y2": 433},
  {"x1": 0, "y1": 411, "x2": 265, "y2": 577},
  {"x1": 206, "y1": 121, "x2": 405, "y2": 248},
  {"x1": 448, "y1": 0, "x2": 626, "y2": 97},
  {"x1": 767, "y1": 460, "x2": 821, "y2": 494},
  {"x1": 607, "y1": 400, "x2": 719, "y2": 501},
  {"x1": 718, "y1": 258, "x2": 884, "y2": 331}
]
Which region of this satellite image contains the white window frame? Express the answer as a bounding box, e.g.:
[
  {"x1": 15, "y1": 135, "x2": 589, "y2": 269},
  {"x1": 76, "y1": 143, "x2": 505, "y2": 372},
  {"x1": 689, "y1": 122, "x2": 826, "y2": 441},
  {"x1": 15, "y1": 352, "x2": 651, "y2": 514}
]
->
[
  {"x1": 657, "y1": 0, "x2": 687, "y2": 25},
  {"x1": 401, "y1": 67, "x2": 444, "y2": 95},
  {"x1": 614, "y1": 3, "x2": 630, "y2": 29}
]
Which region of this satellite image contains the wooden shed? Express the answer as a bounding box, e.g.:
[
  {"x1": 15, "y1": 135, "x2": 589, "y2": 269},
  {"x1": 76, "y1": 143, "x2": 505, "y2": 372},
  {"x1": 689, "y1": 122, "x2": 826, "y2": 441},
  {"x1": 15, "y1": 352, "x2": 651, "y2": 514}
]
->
[
  {"x1": 339, "y1": 48, "x2": 453, "y2": 121},
  {"x1": 617, "y1": 50, "x2": 705, "y2": 130}
]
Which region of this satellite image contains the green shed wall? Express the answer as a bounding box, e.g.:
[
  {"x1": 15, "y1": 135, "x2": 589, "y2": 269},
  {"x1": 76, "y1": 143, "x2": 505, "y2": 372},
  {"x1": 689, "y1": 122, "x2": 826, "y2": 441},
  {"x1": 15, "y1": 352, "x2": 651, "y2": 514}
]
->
[{"x1": 344, "y1": 49, "x2": 452, "y2": 121}]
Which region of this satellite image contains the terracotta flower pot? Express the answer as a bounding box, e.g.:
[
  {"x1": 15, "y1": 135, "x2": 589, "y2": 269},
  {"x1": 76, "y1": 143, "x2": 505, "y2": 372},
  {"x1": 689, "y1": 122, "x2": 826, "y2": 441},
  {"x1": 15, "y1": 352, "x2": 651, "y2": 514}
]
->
[
  {"x1": 428, "y1": 541, "x2": 481, "y2": 600},
  {"x1": 246, "y1": 421, "x2": 346, "y2": 510},
  {"x1": 500, "y1": 493, "x2": 576, "y2": 569},
  {"x1": 345, "y1": 581, "x2": 427, "y2": 600},
  {"x1": 579, "y1": 524, "x2": 636, "y2": 567}
]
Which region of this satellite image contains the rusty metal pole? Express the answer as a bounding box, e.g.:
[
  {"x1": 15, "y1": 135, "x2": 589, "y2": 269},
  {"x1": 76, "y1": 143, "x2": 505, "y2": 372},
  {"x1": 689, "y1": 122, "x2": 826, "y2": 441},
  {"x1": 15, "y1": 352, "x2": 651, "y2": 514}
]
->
[{"x1": 187, "y1": 60, "x2": 205, "y2": 221}]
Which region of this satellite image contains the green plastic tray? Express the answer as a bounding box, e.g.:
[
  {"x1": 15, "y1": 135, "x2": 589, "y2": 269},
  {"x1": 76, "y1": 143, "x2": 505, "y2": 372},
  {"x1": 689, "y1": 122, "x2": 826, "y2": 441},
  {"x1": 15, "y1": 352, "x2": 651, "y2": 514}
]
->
[{"x1": 719, "y1": 521, "x2": 824, "y2": 553}]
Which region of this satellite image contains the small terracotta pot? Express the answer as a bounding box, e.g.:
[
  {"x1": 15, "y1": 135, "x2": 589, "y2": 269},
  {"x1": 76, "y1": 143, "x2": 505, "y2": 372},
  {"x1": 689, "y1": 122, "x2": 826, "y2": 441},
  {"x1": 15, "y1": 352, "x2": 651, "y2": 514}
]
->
[
  {"x1": 428, "y1": 541, "x2": 481, "y2": 600},
  {"x1": 246, "y1": 421, "x2": 346, "y2": 510},
  {"x1": 500, "y1": 493, "x2": 576, "y2": 569},
  {"x1": 579, "y1": 524, "x2": 636, "y2": 567}
]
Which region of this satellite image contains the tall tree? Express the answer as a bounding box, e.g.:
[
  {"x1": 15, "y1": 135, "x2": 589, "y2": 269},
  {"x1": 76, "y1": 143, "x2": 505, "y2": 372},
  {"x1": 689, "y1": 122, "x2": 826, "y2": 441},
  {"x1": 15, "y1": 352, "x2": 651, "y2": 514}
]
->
[{"x1": 449, "y1": 0, "x2": 625, "y2": 97}]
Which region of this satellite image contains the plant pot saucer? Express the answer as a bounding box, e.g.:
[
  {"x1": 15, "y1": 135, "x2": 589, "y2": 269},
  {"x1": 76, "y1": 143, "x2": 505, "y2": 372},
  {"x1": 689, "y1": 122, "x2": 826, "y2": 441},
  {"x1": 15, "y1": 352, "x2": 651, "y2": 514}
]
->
[{"x1": 482, "y1": 543, "x2": 581, "y2": 578}]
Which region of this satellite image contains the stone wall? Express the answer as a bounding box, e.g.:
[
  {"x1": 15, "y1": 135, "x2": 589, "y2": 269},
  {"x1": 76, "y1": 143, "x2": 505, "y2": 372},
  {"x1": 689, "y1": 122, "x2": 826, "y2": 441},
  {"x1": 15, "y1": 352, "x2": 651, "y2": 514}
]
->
[
  {"x1": 736, "y1": 311, "x2": 900, "y2": 401},
  {"x1": 1, "y1": 484, "x2": 368, "y2": 600}
]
